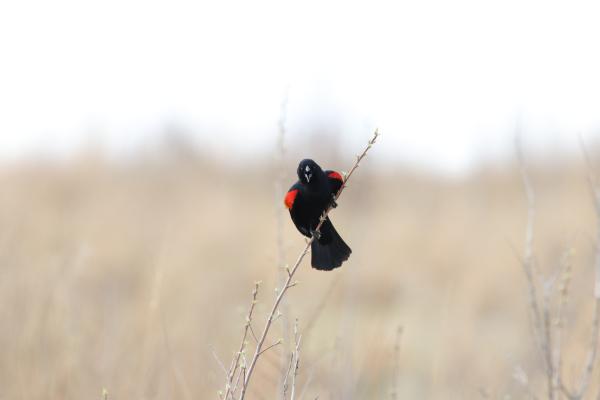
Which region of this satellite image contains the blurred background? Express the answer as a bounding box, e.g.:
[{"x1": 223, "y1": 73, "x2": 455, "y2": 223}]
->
[{"x1": 1, "y1": 0, "x2": 600, "y2": 399}]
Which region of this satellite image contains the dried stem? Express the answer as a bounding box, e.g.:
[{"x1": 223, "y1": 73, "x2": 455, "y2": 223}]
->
[
  {"x1": 390, "y1": 326, "x2": 403, "y2": 400},
  {"x1": 282, "y1": 319, "x2": 303, "y2": 400},
  {"x1": 516, "y1": 138, "x2": 544, "y2": 356},
  {"x1": 290, "y1": 319, "x2": 302, "y2": 400},
  {"x1": 573, "y1": 137, "x2": 600, "y2": 399},
  {"x1": 275, "y1": 87, "x2": 291, "y2": 400},
  {"x1": 303, "y1": 279, "x2": 340, "y2": 339},
  {"x1": 282, "y1": 353, "x2": 294, "y2": 399},
  {"x1": 258, "y1": 339, "x2": 283, "y2": 357},
  {"x1": 223, "y1": 282, "x2": 260, "y2": 400},
  {"x1": 517, "y1": 139, "x2": 557, "y2": 399},
  {"x1": 542, "y1": 285, "x2": 556, "y2": 400},
  {"x1": 554, "y1": 250, "x2": 572, "y2": 397},
  {"x1": 580, "y1": 137, "x2": 600, "y2": 299},
  {"x1": 575, "y1": 301, "x2": 600, "y2": 399},
  {"x1": 234, "y1": 129, "x2": 379, "y2": 400}
]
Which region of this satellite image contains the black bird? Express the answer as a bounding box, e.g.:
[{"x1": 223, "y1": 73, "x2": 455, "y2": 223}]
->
[{"x1": 284, "y1": 159, "x2": 351, "y2": 270}]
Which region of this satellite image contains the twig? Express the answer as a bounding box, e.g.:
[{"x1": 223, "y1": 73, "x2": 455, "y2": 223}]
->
[
  {"x1": 303, "y1": 278, "x2": 340, "y2": 340},
  {"x1": 517, "y1": 138, "x2": 557, "y2": 399},
  {"x1": 275, "y1": 90, "x2": 292, "y2": 399},
  {"x1": 231, "y1": 359, "x2": 244, "y2": 398},
  {"x1": 542, "y1": 284, "x2": 556, "y2": 400},
  {"x1": 580, "y1": 135, "x2": 600, "y2": 298},
  {"x1": 258, "y1": 339, "x2": 283, "y2": 356},
  {"x1": 573, "y1": 137, "x2": 600, "y2": 399},
  {"x1": 298, "y1": 368, "x2": 315, "y2": 400},
  {"x1": 390, "y1": 326, "x2": 403, "y2": 400},
  {"x1": 516, "y1": 137, "x2": 544, "y2": 356},
  {"x1": 554, "y1": 249, "x2": 572, "y2": 397},
  {"x1": 248, "y1": 326, "x2": 259, "y2": 344},
  {"x1": 575, "y1": 300, "x2": 600, "y2": 399},
  {"x1": 560, "y1": 382, "x2": 576, "y2": 400},
  {"x1": 282, "y1": 353, "x2": 294, "y2": 400},
  {"x1": 275, "y1": 87, "x2": 290, "y2": 274},
  {"x1": 235, "y1": 129, "x2": 379, "y2": 400},
  {"x1": 223, "y1": 282, "x2": 261, "y2": 400},
  {"x1": 212, "y1": 347, "x2": 229, "y2": 377},
  {"x1": 291, "y1": 319, "x2": 302, "y2": 400},
  {"x1": 280, "y1": 320, "x2": 303, "y2": 400}
]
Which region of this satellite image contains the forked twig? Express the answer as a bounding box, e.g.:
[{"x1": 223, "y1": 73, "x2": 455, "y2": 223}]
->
[
  {"x1": 222, "y1": 282, "x2": 260, "y2": 399},
  {"x1": 232, "y1": 129, "x2": 379, "y2": 400}
]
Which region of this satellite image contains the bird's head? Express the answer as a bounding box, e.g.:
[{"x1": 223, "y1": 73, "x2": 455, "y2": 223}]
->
[{"x1": 297, "y1": 159, "x2": 322, "y2": 185}]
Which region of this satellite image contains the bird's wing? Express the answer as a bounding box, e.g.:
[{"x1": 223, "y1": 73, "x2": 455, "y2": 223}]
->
[
  {"x1": 284, "y1": 183, "x2": 302, "y2": 210},
  {"x1": 285, "y1": 183, "x2": 311, "y2": 237},
  {"x1": 325, "y1": 170, "x2": 344, "y2": 195}
]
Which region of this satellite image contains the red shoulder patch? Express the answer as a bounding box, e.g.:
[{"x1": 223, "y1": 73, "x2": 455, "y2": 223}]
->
[
  {"x1": 328, "y1": 171, "x2": 343, "y2": 182},
  {"x1": 284, "y1": 189, "x2": 299, "y2": 209}
]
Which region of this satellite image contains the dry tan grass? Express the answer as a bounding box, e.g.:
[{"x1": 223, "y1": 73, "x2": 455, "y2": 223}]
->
[{"x1": 0, "y1": 146, "x2": 599, "y2": 399}]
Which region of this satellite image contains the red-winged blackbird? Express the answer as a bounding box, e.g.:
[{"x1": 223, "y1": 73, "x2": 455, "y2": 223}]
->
[{"x1": 284, "y1": 159, "x2": 352, "y2": 271}]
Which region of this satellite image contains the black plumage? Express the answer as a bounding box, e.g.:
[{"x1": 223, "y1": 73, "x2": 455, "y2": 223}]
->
[{"x1": 284, "y1": 159, "x2": 351, "y2": 270}]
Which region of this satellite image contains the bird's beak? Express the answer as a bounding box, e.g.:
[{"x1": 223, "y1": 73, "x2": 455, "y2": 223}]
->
[{"x1": 305, "y1": 173, "x2": 311, "y2": 183}]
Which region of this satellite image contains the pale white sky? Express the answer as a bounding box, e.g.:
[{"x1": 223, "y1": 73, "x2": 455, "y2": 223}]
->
[{"x1": 1, "y1": 0, "x2": 600, "y2": 173}]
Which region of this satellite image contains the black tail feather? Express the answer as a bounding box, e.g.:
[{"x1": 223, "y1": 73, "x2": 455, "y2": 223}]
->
[{"x1": 310, "y1": 220, "x2": 351, "y2": 271}]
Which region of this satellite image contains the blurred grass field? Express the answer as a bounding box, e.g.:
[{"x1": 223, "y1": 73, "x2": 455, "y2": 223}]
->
[{"x1": 0, "y1": 142, "x2": 599, "y2": 399}]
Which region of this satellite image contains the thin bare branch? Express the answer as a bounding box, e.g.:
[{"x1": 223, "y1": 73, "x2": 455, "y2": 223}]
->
[
  {"x1": 212, "y1": 347, "x2": 229, "y2": 377},
  {"x1": 390, "y1": 325, "x2": 403, "y2": 400},
  {"x1": 231, "y1": 357, "x2": 244, "y2": 398},
  {"x1": 248, "y1": 325, "x2": 259, "y2": 344},
  {"x1": 290, "y1": 319, "x2": 302, "y2": 400},
  {"x1": 282, "y1": 353, "x2": 294, "y2": 400},
  {"x1": 275, "y1": 89, "x2": 292, "y2": 400},
  {"x1": 554, "y1": 249, "x2": 573, "y2": 397},
  {"x1": 560, "y1": 382, "x2": 577, "y2": 400},
  {"x1": 516, "y1": 137, "x2": 544, "y2": 357},
  {"x1": 579, "y1": 135, "x2": 600, "y2": 298},
  {"x1": 517, "y1": 138, "x2": 560, "y2": 400},
  {"x1": 575, "y1": 299, "x2": 600, "y2": 398},
  {"x1": 298, "y1": 368, "x2": 315, "y2": 400},
  {"x1": 542, "y1": 284, "x2": 556, "y2": 400},
  {"x1": 258, "y1": 339, "x2": 283, "y2": 357},
  {"x1": 303, "y1": 278, "x2": 340, "y2": 340},
  {"x1": 223, "y1": 281, "x2": 260, "y2": 400},
  {"x1": 235, "y1": 129, "x2": 379, "y2": 400},
  {"x1": 573, "y1": 136, "x2": 600, "y2": 399}
]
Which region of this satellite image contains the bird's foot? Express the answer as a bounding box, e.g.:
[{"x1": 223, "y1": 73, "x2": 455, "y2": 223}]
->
[
  {"x1": 310, "y1": 229, "x2": 322, "y2": 240},
  {"x1": 330, "y1": 194, "x2": 338, "y2": 208}
]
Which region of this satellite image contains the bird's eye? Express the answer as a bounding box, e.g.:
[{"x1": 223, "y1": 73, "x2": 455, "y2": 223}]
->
[{"x1": 305, "y1": 165, "x2": 310, "y2": 172}]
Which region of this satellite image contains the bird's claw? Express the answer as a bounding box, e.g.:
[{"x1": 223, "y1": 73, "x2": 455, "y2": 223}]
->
[
  {"x1": 331, "y1": 194, "x2": 338, "y2": 208},
  {"x1": 310, "y1": 229, "x2": 322, "y2": 240}
]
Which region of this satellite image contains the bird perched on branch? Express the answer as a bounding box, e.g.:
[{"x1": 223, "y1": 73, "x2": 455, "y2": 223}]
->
[{"x1": 284, "y1": 159, "x2": 351, "y2": 270}]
